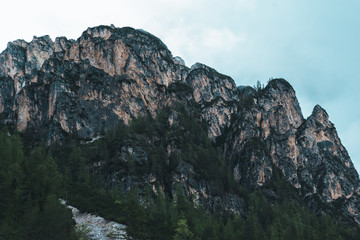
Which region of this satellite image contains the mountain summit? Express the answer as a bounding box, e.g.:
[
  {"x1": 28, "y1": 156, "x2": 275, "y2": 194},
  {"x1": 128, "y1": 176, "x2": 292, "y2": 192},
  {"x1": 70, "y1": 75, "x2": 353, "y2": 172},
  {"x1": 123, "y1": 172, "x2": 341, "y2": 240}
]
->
[{"x1": 0, "y1": 25, "x2": 359, "y2": 227}]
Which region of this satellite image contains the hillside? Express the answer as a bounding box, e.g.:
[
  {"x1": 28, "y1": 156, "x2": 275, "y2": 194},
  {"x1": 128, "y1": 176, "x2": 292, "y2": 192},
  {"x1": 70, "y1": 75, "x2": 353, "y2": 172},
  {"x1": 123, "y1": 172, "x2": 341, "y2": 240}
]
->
[{"x1": 0, "y1": 25, "x2": 359, "y2": 239}]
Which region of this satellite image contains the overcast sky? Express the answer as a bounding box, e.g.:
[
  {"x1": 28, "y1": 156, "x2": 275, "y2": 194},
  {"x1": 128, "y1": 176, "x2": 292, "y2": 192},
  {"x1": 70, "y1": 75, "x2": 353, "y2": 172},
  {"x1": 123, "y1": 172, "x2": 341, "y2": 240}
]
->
[{"x1": 1, "y1": 0, "x2": 360, "y2": 171}]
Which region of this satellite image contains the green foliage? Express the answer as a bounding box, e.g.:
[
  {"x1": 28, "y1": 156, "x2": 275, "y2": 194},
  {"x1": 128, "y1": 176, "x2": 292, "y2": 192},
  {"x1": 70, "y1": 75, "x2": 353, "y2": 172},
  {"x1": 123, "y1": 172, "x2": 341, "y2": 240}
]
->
[
  {"x1": 67, "y1": 146, "x2": 90, "y2": 187},
  {"x1": 173, "y1": 219, "x2": 197, "y2": 240},
  {"x1": 55, "y1": 105, "x2": 360, "y2": 240},
  {"x1": 122, "y1": 192, "x2": 149, "y2": 239},
  {"x1": 0, "y1": 106, "x2": 359, "y2": 240},
  {"x1": 32, "y1": 195, "x2": 75, "y2": 240},
  {"x1": 254, "y1": 80, "x2": 264, "y2": 92},
  {"x1": 0, "y1": 130, "x2": 76, "y2": 239}
]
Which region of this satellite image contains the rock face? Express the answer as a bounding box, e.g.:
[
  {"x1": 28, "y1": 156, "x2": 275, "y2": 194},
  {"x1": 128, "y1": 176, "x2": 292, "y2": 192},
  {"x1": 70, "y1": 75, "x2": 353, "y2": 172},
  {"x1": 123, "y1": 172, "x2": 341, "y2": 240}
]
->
[
  {"x1": 224, "y1": 80, "x2": 304, "y2": 188},
  {"x1": 223, "y1": 80, "x2": 360, "y2": 223},
  {"x1": 0, "y1": 25, "x2": 359, "y2": 224},
  {"x1": 186, "y1": 63, "x2": 239, "y2": 139}
]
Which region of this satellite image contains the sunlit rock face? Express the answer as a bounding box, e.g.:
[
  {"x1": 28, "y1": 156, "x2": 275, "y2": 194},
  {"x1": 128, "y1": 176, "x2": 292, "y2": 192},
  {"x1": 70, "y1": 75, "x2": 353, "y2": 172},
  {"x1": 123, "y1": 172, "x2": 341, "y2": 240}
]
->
[
  {"x1": 0, "y1": 26, "x2": 191, "y2": 141},
  {"x1": 224, "y1": 79, "x2": 304, "y2": 189},
  {"x1": 297, "y1": 105, "x2": 360, "y2": 223},
  {"x1": 186, "y1": 63, "x2": 239, "y2": 140},
  {"x1": 0, "y1": 25, "x2": 359, "y2": 224},
  {"x1": 0, "y1": 25, "x2": 238, "y2": 142},
  {"x1": 223, "y1": 80, "x2": 360, "y2": 223}
]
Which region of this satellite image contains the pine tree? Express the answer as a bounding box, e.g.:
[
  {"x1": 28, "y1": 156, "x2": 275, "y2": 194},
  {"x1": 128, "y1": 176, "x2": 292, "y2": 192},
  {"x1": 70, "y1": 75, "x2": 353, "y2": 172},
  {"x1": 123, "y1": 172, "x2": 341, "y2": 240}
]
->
[{"x1": 173, "y1": 219, "x2": 196, "y2": 240}]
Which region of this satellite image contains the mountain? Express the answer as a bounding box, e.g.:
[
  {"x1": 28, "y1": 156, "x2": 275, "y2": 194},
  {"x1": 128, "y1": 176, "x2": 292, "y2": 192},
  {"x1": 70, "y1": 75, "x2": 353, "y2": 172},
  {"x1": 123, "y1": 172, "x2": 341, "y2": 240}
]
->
[{"x1": 0, "y1": 25, "x2": 360, "y2": 238}]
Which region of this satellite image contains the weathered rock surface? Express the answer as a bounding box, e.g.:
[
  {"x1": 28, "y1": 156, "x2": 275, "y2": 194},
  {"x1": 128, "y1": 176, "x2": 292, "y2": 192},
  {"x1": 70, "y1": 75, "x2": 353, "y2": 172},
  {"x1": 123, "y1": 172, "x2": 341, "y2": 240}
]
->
[
  {"x1": 187, "y1": 63, "x2": 239, "y2": 139},
  {"x1": 61, "y1": 200, "x2": 127, "y2": 240},
  {"x1": 0, "y1": 25, "x2": 236, "y2": 142},
  {"x1": 224, "y1": 80, "x2": 304, "y2": 188},
  {"x1": 223, "y1": 80, "x2": 360, "y2": 223},
  {"x1": 1, "y1": 25, "x2": 359, "y2": 224}
]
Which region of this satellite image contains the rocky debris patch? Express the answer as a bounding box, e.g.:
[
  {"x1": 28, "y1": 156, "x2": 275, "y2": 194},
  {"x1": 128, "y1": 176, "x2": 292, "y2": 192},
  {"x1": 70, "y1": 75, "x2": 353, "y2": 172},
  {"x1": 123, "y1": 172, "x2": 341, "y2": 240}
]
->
[{"x1": 61, "y1": 200, "x2": 127, "y2": 240}]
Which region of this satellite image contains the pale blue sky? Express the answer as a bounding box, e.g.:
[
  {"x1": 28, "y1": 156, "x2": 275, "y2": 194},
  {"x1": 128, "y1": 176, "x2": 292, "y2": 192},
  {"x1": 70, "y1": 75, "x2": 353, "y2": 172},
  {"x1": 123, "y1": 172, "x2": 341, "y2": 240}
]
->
[{"x1": 1, "y1": 0, "x2": 360, "y2": 171}]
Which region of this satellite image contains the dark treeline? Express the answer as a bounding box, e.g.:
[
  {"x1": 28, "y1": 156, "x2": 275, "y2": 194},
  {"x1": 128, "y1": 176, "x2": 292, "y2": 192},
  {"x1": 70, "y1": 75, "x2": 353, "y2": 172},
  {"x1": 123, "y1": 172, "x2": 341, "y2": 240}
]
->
[
  {"x1": 0, "y1": 126, "x2": 75, "y2": 239},
  {"x1": 0, "y1": 106, "x2": 359, "y2": 239}
]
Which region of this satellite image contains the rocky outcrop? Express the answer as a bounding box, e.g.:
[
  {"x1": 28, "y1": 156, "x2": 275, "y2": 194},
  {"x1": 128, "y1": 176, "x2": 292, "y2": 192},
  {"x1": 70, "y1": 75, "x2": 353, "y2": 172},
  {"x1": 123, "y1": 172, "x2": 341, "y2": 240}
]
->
[
  {"x1": 224, "y1": 80, "x2": 303, "y2": 187},
  {"x1": 186, "y1": 63, "x2": 239, "y2": 139},
  {"x1": 0, "y1": 25, "x2": 359, "y2": 224},
  {"x1": 0, "y1": 25, "x2": 235, "y2": 142},
  {"x1": 297, "y1": 105, "x2": 360, "y2": 223},
  {"x1": 223, "y1": 79, "x2": 360, "y2": 223}
]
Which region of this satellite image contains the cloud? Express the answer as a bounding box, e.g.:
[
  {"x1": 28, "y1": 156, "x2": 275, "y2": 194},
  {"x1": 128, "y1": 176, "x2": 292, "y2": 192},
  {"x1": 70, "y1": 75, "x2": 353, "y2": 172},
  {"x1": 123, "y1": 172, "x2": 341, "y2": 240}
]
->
[
  {"x1": 163, "y1": 26, "x2": 245, "y2": 67},
  {"x1": 201, "y1": 28, "x2": 246, "y2": 50}
]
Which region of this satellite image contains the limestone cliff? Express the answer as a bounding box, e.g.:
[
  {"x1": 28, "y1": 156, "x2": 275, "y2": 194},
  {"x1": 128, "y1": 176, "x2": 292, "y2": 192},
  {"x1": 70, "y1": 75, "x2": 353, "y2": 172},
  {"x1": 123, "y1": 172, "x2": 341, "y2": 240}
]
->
[
  {"x1": 223, "y1": 80, "x2": 360, "y2": 223},
  {"x1": 0, "y1": 25, "x2": 359, "y2": 224}
]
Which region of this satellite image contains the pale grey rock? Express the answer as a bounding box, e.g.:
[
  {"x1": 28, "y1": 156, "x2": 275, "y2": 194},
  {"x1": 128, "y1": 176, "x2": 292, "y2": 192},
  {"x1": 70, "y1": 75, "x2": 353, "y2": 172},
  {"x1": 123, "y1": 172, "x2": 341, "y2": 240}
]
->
[
  {"x1": 173, "y1": 56, "x2": 185, "y2": 66},
  {"x1": 61, "y1": 200, "x2": 127, "y2": 240}
]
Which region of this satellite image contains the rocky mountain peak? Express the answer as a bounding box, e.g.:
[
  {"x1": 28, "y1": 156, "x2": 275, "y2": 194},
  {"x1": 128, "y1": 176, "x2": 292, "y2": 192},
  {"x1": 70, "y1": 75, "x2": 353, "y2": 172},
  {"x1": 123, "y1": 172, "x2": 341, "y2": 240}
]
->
[
  {"x1": 32, "y1": 35, "x2": 53, "y2": 45},
  {"x1": 184, "y1": 62, "x2": 239, "y2": 139},
  {"x1": 0, "y1": 34, "x2": 55, "y2": 95},
  {"x1": 259, "y1": 78, "x2": 304, "y2": 129},
  {"x1": 265, "y1": 77, "x2": 294, "y2": 91},
  {"x1": 7, "y1": 39, "x2": 27, "y2": 49},
  {"x1": 190, "y1": 62, "x2": 208, "y2": 70},
  {"x1": 173, "y1": 56, "x2": 186, "y2": 66},
  {"x1": 309, "y1": 104, "x2": 332, "y2": 127},
  {"x1": 84, "y1": 25, "x2": 115, "y2": 40},
  {"x1": 0, "y1": 25, "x2": 359, "y2": 225}
]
